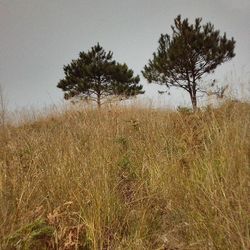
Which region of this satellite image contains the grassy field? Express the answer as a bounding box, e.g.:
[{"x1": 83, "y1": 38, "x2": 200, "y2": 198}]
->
[{"x1": 0, "y1": 101, "x2": 249, "y2": 249}]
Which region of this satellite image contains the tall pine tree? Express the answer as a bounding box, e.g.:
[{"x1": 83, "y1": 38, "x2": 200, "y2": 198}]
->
[
  {"x1": 58, "y1": 43, "x2": 144, "y2": 107},
  {"x1": 142, "y1": 15, "x2": 235, "y2": 110}
]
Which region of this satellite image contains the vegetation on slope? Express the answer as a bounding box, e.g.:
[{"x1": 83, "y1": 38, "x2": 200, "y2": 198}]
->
[{"x1": 0, "y1": 101, "x2": 249, "y2": 249}]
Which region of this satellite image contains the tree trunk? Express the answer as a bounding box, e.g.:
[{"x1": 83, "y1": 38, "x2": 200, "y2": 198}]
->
[
  {"x1": 97, "y1": 94, "x2": 101, "y2": 108},
  {"x1": 96, "y1": 79, "x2": 101, "y2": 108},
  {"x1": 191, "y1": 94, "x2": 197, "y2": 111}
]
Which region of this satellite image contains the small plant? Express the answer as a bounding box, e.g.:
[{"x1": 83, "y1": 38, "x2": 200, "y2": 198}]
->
[
  {"x1": 5, "y1": 219, "x2": 54, "y2": 250},
  {"x1": 115, "y1": 136, "x2": 129, "y2": 151},
  {"x1": 177, "y1": 106, "x2": 192, "y2": 114}
]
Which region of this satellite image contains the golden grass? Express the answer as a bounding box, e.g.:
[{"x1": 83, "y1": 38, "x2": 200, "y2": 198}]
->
[{"x1": 0, "y1": 101, "x2": 249, "y2": 249}]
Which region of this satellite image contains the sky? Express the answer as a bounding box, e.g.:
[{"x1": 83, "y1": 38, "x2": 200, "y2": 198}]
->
[{"x1": 0, "y1": 0, "x2": 250, "y2": 110}]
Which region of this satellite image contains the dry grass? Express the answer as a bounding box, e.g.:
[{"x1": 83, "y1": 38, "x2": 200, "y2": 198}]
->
[{"x1": 0, "y1": 101, "x2": 249, "y2": 249}]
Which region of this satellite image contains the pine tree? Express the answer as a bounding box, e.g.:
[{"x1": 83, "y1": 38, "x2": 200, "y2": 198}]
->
[
  {"x1": 58, "y1": 43, "x2": 144, "y2": 107},
  {"x1": 142, "y1": 15, "x2": 235, "y2": 110}
]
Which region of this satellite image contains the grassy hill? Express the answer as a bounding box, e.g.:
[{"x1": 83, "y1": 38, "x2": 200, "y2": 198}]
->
[{"x1": 0, "y1": 101, "x2": 249, "y2": 249}]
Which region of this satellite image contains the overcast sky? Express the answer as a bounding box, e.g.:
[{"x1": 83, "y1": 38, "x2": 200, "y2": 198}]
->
[{"x1": 0, "y1": 0, "x2": 249, "y2": 110}]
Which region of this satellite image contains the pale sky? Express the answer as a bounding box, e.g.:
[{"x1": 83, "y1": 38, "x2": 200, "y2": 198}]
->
[{"x1": 0, "y1": 0, "x2": 249, "y2": 110}]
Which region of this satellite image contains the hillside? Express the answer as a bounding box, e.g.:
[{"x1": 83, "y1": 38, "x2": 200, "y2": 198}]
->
[{"x1": 0, "y1": 101, "x2": 249, "y2": 249}]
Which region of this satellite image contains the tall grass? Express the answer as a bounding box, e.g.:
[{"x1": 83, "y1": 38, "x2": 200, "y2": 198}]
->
[{"x1": 0, "y1": 101, "x2": 249, "y2": 249}]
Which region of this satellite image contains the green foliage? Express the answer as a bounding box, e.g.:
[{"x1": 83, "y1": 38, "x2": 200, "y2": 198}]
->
[
  {"x1": 115, "y1": 136, "x2": 129, "y2": 151},
  {"x1": 57, "y1": 43, "x2": 144, "y2": 107},
  {"x1": 142, "y1": 15, "x2": 236, "y2": 109},
  {"x1": 177, "y1": 106, "x2": 193, "y2": 114},
  {"x1": 5, "y1": 219, "x2": 54, "y2": 250}
]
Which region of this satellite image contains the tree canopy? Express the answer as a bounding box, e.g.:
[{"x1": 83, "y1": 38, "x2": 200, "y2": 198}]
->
[
  {"x1": 142, "y1": 15, "x2": 236, "y2": 109},
  {"x1": 58, "y1": 43, "x2": 144, "y2": 107}
]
